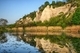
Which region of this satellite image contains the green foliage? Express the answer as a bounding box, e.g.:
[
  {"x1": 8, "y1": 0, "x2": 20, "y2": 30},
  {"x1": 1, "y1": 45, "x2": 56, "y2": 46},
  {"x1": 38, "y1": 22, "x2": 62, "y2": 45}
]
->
[
  {"x1": 39, "y1": 1, "x2": 50, "y2": 11},
  {"x1": 0, "y1": 18, "x2": 8, "y2": 34},
  {"x1": 44, "y1": 1, "x2": 50, "y2": 6},
  {"x1": 23, "y1": 13, "x2": 68, "y2": 28},
  {"x1": 46, "y1": 14, "x2": 67, "y2": 28},
  {"x1": 43, "y1": 20, "x2": 49, "y2": 26},
  {"x1": 39, "y1": 5, "x2": 45, "y2": 11},
  {"x1": 0, "y1": 26, "x2": 7, "y2": 34},
  {"x1": 25, "y1": 22, "x2": 37, "y2": 27},
  {"x1": 7, "y1": 24, "x2": 16, "y2": 28},
  {"x1": 71, "y1": 7, "x2": 80, "y2": 25},
  {"x1": 22, "y1": 15, "x2": 27, "y2": 19},
  {"x1": 50, "y1": 1, "x2": 55, "y2": 8},
  {"x1": 22, "y1": 11, "x2": 36, "y2": 20},
  {"x1": 0, "y1": 26, "x2": 4, "y2": 34},
  {"x1": 15, "y1": 0, "x2": 80, "y2": 28},
  {"x1": 68, "y1": 37, "x2": 80, "y2": 53},
  {"x1": 67, "y1": 0, "x2": 80, "y2": 7},
  {"x1": 48, "y1": 15, "x2": 62, "y2": 26},
  {"x1": 39, "y1": 1, "x2": 66, "y2": 11},
  {"x1": 29, "y1": 11, "x2": 36, "y2": 20},
  {"x1": 56, "y1": 1, "x2": 66, "y2": 7}
]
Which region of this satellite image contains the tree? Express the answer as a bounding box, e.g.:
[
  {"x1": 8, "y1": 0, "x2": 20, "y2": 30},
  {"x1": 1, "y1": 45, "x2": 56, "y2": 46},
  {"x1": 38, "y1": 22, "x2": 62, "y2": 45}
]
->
[
  {"x1": 56, "y1": 1, "x2": 65, "y2": 7},
  {"x1": 51, "y1": 1, "x2": 56, "y2": 8},
  {"x1": 39, "y1": 5, "x2": 45, "y2": 11},
  {"x1": 29, "y1": 11, "x2": 36, "y2": 20},
  {"x1": 39, "y1": 1, "x2": 50, "y2": 11},
  {"x1": 0, "y1": 18, "x2": 8, "y2": 26},
  {"x1": 0, "y1": 18, "x2": 8, "y2": 34},
  {"x1": 44, "y1": 1, "x2": 50, "y2": 6}
]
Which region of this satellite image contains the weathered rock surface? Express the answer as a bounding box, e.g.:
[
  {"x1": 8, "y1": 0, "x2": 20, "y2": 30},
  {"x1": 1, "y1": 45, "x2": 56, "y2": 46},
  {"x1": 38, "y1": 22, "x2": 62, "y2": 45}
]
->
[
  {"x1": 34, "y1": 3, "x2": 76, "y2": 22},
  {"x1": 17, "y1": 3, "x2": 76, "y2": 24}
]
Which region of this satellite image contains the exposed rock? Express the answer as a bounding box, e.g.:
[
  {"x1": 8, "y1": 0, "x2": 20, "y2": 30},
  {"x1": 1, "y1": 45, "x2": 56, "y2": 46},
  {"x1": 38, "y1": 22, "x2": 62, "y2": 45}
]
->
[
  {"x1": 24, "y1": 17, "x2": 33, "y2": 24},
  {"x1": 17, "y1": 3, "x2": 77, "y2": 25},
  {"x1": 34, "y1": 3, "x2": 76, "y2": 22},
  {"x1": 40, "y1": 5, "x2": 53, "y2": 22},
  {"x1": 17, "y1": 17, "x2": 32, "y2": 25},
  {"x1": 34, "y1": 10, "x2": 42, "y2": 22}
]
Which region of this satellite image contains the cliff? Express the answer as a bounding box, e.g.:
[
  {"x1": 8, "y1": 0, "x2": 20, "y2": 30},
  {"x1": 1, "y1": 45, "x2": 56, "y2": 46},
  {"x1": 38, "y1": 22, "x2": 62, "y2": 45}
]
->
[
  {"x1": 16, "y1": 1, "x2": 78, "y2": 26},
  {"x1": 34, "y1": 3, "x2": 76, "y2": 22}
]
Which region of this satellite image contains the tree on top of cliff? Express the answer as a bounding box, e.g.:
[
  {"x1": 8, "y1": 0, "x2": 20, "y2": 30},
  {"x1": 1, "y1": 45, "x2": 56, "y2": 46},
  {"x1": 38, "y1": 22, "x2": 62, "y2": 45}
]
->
[
  {"x1": 39, "y1": 1, "x2": 66, "y2": 11},
  {"x1": 39, "y1": 1, "x2": 50, "y2": 11}
]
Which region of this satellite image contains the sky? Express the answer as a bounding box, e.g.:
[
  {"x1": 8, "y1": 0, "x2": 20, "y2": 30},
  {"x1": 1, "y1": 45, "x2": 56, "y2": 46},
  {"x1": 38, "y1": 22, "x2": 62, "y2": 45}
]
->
[{"x1": 0, "y1": 0, "x2": 64, "y2": 24}]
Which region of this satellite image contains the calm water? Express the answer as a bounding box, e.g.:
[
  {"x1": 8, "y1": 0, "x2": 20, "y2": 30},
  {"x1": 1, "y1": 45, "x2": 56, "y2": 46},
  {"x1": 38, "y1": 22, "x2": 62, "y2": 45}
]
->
[
  {"x1": 0, "y1": 33, "x2": 40, "y2": 53},
  {"x1": 0, "y1": 32, "x2": 80, "y2": 53}
]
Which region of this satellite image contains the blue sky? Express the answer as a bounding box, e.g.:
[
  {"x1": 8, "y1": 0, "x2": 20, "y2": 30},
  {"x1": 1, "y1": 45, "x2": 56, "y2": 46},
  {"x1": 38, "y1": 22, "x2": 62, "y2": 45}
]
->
[{"x1": 0, "y1": 0, "x2": 64, "y2": 24}]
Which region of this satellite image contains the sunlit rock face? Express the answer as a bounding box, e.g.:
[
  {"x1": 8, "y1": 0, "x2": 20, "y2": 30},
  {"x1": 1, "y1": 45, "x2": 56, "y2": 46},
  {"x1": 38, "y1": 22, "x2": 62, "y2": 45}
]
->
[
  {"x1": 34, "y1": 10, "x2": 42, "y2": 22},
  {"x1": 17, "y1": 3, "x2": 76, "y2": 23},
  {"x1": 24, "y1": 17, "x2": 33, "y2": 24},
  {"x1": 34, "y1": 38, "x2": 76, "y2": 53},
  {"x1": 40, "y1": 5, "x2": 53, "y2": 22},
  {"x1": 34, "y1": 4, "x2": 76, "y2": 22}
]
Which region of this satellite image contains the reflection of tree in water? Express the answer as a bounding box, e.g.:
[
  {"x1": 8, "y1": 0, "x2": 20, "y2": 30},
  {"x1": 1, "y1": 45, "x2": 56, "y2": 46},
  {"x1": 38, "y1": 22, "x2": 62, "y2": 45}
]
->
[
  {"x1": 29, "y1": 37, "x2": 36, "y2": 47},
  {"x1": 24, "y1": 35, "x2": 36, "y2": 47},
  {"x1": 23, "y1": 35, "x2": 45, "y2": 53},
  {"x1": 15, "y1": 33, "x2": 36, "y2": 47},
  {"x1": 0, "y1": 34, "x2": 7, "y2": 43},
  {"x1": 38, "y1": 46, "x2": 45, "y2": 53}
]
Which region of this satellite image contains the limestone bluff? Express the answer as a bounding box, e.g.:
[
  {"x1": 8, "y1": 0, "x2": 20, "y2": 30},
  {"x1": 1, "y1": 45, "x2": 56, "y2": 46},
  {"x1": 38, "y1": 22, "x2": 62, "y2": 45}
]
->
[{"x1": 16, "y1": 3, "x2": 76, "y2": 24}]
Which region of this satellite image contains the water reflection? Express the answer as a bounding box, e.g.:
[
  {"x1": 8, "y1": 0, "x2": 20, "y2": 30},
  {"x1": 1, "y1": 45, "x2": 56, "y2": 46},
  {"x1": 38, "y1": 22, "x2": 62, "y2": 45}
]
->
[
  {"x1": 0, "y1": 33, "x2": 40, "y2": 53},
  {"x1": 13, "y1": 32, "x2": 80, "y2": 53},
  {"x1": 0, "y1": 34, "x2": 7, "y2": 43},
  {"x1": 0, "y1": 32, "x2": 80, "y2": 53}
]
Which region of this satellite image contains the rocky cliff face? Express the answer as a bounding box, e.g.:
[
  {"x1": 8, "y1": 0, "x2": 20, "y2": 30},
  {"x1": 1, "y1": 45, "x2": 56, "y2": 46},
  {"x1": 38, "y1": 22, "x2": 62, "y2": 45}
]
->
[
  {"x1": 34, "y1": 10, "x2": 42, "y2": 22},
  {"x1": 17, "y1": 3, "x2": 76, "y2": 24},
  {"x1": 34, "y1": 3, "x2": 76, "y2": 22}
]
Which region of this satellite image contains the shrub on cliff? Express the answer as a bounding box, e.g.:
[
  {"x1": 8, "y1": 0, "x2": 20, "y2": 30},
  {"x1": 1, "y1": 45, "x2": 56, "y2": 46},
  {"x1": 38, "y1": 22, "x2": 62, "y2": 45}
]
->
[{"x1": 71, "y1": 7, "x2": 80, "y2": 25}]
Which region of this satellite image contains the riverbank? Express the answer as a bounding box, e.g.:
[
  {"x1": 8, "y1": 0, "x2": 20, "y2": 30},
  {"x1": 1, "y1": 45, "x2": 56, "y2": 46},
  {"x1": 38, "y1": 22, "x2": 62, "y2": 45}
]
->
[{"x1": 7, "y1": 26, "x2": 80, "y2": 33}]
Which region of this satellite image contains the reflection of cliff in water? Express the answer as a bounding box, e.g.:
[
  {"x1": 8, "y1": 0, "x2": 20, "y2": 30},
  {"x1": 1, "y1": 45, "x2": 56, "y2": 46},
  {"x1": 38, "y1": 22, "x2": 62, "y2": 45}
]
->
[
  {"x1": 14, "y1": 32, "x2": 78, "y2": 53},
  {"x1": 35, "y1": 38, "x2": 70, "y2": 53}
]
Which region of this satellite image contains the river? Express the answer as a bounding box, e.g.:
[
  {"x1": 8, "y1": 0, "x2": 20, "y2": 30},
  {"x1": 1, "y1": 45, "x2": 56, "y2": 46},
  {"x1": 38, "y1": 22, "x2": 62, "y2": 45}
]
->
[
  {"x1": 0, "y1": 32, "x2": 80, "y2": 53},
  {"x1": 0, "y1": 33, "x2": 40, "y2": 53}
]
